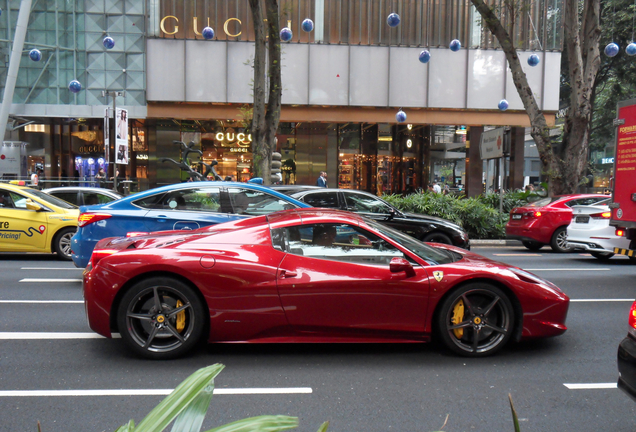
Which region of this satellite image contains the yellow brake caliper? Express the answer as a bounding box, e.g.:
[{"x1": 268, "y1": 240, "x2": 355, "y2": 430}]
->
[
  {"x1": 451, "y1": 299, "x2": 464, "y2": 339},
  {"x1": 176, "y1": 300, "x2": 185, "y2": 332}
]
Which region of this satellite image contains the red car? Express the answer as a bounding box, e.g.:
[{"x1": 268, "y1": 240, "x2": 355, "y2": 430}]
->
[
  {"x1": 506, "y1": 194, "x2": 610, "y2": 252},
  {"x1": 84, "y1": 209, "x2": 569, "y2": 359}
]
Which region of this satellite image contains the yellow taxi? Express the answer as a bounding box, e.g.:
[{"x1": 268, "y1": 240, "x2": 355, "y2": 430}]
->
[{"x1": 0, "y1": 182, "x2": 79, "y2": 260}]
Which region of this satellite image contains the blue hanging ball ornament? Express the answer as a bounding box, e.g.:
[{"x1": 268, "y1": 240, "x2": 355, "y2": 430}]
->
[
  {"x1": 605, "y1": 42, "x2": 620, "y2": 57},
  {"x1": 396, "y1": 110, "x2": 407, "y2": 123},
  {"x1": 418, "y1": 50, "x2": 431, "y2": 64},
  {"x1": 498, "y1": 99, "x2": 509, "y2": 111},
  {"x1": 280, "y1": 27, "x2": 293, "y2": 42},
  {"x1": 449, "y1": 39, "x2": 462, "y2": 52},
  {"x1": 68, "y1": 80, "x2": 82, "y2": 93},
  {"x1": 202, "y1": 26, "x2": 215, "y2": 40},
  {"x1": 102, "y1": 36, "x2": 115, "y2": 50},
  {"x1": 301, "y1": 18, "x2": 314, "y2": 32},
  {"x1": 527, "y1": 54, "x2": 540, "y2": 67},
  {"x1": 626, "y1": 43, "x2": 636, "y2": 56},
  {"x1": 29, "y1": 49, "x2": 42, "y2": 62},
  {"x1": 387, "y1": 13, "x2": 401, "y2": 27}
]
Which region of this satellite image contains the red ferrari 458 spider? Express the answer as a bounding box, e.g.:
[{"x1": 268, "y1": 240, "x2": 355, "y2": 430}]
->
[{"x1": 83, "y1": 208, "x2": 569, "y2": 359}]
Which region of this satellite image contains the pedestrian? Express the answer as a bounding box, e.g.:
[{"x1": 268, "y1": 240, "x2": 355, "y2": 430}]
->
[
  {"x1": 316, "y1": 171, "x2": 328, "y2": 187},
  {"x1": 95, "y1": 167, "x2": 106, "y2": 188},
  {"x1": 432, "y1": 181, "x2": 442, "y2": 194}
]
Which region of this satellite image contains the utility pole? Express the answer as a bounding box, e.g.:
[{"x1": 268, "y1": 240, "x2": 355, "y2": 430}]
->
[{"x1": 102, "y1": 90, "x2": 124, "y2": 192}]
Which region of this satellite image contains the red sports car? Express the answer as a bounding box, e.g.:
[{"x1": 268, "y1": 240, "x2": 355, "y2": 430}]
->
[
  {"x1": 83, "y1": 209, "x2": 569, "y2": 359},
  {"x1": 506, "y1": 194, "x2": 610, "y2": 252}
]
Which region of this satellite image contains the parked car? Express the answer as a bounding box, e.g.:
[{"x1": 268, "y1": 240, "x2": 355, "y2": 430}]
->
[
  {"x1": 567, "y1": 199, "x2": 635, "y2": 261},
  {"x1": 506, "y1": 194, "x2": 610, "y2": 252},
  {"x1": 0, "y1": 183, "x2": 78, "y2": 260},
  {"x1": 44, "y1": 186, "x2": 122, "y2": 207},
  {"x1": 618, "y1": 300, "x2": 636, "y2": 402},
  {"x1": 71, "y1": 181, "x2": 310, "y2": 268},
  {"x1": 83, "y1": 208, "x2": 569, "y2": 359},
  {"x1": 277, "y1": 187, "x2": 470, "y2": 249}
]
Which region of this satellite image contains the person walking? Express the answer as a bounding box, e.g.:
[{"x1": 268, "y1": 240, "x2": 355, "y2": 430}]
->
[{"x1": 316, "y1": 171, "x2": 328, "y2": 187}]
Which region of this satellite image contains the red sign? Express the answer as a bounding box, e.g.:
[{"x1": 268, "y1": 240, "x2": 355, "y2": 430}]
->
[{"x1": 613, "y1": 103, "x2": 636, "y2": 224}]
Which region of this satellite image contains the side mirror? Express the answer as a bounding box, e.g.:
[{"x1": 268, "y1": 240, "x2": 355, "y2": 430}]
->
[
  {"x1": 26, "y1": 199, "x2": 42, "y2": 211},
  {"x1": 389, "y1": 257, "x2": 415, "y2": 277},
  {"x1": 386, "y1": 207, "x2": 396, "y2": 221}
]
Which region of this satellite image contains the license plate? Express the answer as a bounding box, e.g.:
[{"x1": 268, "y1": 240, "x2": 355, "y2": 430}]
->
[
  {"x1": 575, "y1": 216, "x2": 590, "y2": 223},
  {"x1": 511, "y1": 214, "x2": 522, "y2": 220}
]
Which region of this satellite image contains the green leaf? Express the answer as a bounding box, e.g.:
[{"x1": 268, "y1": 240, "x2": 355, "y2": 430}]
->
[
  {"x1": 204, "y1": 415, "x2": 299, "y2": 432},
  {"x1": 114, "y1": 419, "x2": 136, "y2": 432},
  {"x1": 315, "y1": 421, "x2": 329, "y2": 432},
  {"x1": 508, "y1": 393, "x2": 521, "y2": 432},
  {"x1": 134, "y1": 364, "x2": 225, "y2": 432},
  {"x1": 170, "y1": 384, "x2": 215, "y2": 432}
]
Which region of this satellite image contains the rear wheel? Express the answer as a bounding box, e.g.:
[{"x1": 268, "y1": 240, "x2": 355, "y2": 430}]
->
[
  {"x1": 590, "y1": 252, "x2": 615, "y2": 260},
  {"x1": 423, "y1": 232, "x2": 452, "y2": 245},
  {"x1": 116, "y1": 277, "x2": 205, "y2": 359},
  {"x1": 522, "y1": 241, "x2": 543, "y2": 251},
  {"x1": 437, "y1": 283, "x2": 515, "y2": 357},
  {"x1": 53, "y1": 227, "x2": 76, "y2": 260},
  {"x1": 550, "y1": 227, "x2": 571, "y2": 253}
]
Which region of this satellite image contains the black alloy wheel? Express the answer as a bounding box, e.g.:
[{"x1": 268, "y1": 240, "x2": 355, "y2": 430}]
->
[
  {"x1": 437, "y1": 283, "x2": 514, "y2": 357},
  {"x1": 590, "y1": 252, "x2": 615, "y2": 260},
  {"x1": 117, "y1": 277, "x2": 205, "y2": 359},
  {"x1": 522, "y1": 240, "x2": 543, "y2": 251},
  {"x1": 423, "y1": 232, "x2": 452, "y2": 245},
  {"x1": 550, "y1": 226, "x2": 571, "y2": 253},
  {"x1": 53, "y1": 227, "x2": 76, "y2": 260}
]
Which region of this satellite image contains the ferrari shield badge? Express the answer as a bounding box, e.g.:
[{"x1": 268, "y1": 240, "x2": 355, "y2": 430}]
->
[{"x1": 433, "y1": 271, "x2": 444, "y2": 282}]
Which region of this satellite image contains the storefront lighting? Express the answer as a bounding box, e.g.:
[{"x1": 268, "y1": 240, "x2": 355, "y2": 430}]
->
[
  {"x1": 407, "y1": 124, "x2": 413, "y2": 130},
  {"x1": 378, "y1": 137, "x2": 393, "y2": 141},
  {"x1": 87, "y1": 158, "x2": 95, "y2": 165},
  {"x1": 24, "y1": 124, "x2": 46, "y2": 133},
  {"x1": 406, "y1": 139, "x2": 413, "y2": 148}
]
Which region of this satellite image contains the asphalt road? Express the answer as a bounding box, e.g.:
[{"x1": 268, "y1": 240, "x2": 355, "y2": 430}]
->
[{"x1": 0, "y1": 247, "x2": 634, "y2": 432}]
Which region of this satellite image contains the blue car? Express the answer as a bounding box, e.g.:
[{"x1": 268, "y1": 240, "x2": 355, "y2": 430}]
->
[{"x1": 71, "y1": 181, "x2": 310, "y2": 268}]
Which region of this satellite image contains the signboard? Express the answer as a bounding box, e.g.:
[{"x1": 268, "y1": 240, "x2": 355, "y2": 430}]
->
[
  {"x1": 115, "y1": 108, "x2": 129, "y2": 164},
  {"x1": 0, "y1": 142, "x2": 27, "y2": 178},
  {"x1": 480, "y1": 128, "x2": 504, "y2": 160},
  {"x1": 612, "y1": 101, "x2": 636, "y2": 225}
]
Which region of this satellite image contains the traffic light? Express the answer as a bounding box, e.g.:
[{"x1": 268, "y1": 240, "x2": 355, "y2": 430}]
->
[{"x1": 271, "y1": 151, "x2": 282, "y2": 184}]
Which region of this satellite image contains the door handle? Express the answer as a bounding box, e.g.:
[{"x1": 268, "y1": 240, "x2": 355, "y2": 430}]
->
[{"x1": 279, "y1": 270, "x2": 297, "y2": 278}]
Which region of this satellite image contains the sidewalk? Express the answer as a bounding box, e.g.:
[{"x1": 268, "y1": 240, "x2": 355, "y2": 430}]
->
[{"x1": 470, "y1": 239, "x2": 522, "y2": 246}]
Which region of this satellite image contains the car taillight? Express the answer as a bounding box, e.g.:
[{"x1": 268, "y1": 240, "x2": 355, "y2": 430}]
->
[
  {"x1": 78, "y1": 213, "x2": 112, "y2": 227},
  {"x1": 90, "y1": 248, "x2": 118, "y2": 267},
  {"x1": 524, "y1": 211, "x2": 542, "y2": 217},
  {"x1": 590, "y1": 211, "x2": 611, "y2": 219},
  {"x1": 616, "y1": 229, "x2": 625, "y2": 237},
  {"x1": 126, "y1": 232, "x2": 149, "y2": 238},
  {"x1": 629, "y1": 302, "x2": 636, "y2": 336}
]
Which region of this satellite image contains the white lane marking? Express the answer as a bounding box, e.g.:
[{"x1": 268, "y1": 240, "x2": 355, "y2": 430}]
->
[
  {"x1": 20, "y1": 267, "x2": 82, "y2": 270},
  {"x1": 564, "y1": 383, "x2": 617, "y2": 390},
  {"x1": 0, "y1": 300, "x2": 83, "y2": 304},
  {"x1": 494, "y1": 253, "x2": 542, "y2": 256},
  {"x1": 0, "y1": 332, "x2": 120, "y2": 339},
  {"x1": 524, "y1": 268, "x2": 611, "y2": 271},
  {"x1": 19, "y1": 278, "x2": 82, "y2": 283},
  {"x1": 0, "y1": 387, "x2": 313, "y2": 397},
  {"x1": 570, "y1": 299, "x2": 634, "y2": 302}
]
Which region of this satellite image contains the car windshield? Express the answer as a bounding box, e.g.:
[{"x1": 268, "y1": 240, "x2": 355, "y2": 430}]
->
[
  {"x1": 32, "y1": 189, "x2": 77, "y2": 209},
  {"x1": 364, "y1": 218, "x2": 458, "y2": 265},
  {"x1": 528, "y1": 197, "x2": 559, "y2": 207}
]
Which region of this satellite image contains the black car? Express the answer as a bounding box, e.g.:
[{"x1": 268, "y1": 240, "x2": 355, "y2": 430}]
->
[
  {"x1": 279, "y1": 187, "x2": 470, "y2": 249},
  {"x1": 618, "y1": 300, "x2": 636, "y2": 401}
]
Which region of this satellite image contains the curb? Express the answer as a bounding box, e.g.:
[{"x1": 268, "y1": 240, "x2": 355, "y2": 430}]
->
[{"x1": 470, "y1": 239, "x2": 522, "y2": 246}]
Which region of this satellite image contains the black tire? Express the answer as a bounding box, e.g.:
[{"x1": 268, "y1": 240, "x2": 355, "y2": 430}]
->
[
  {"x1": 116, "y1": 277, "x2": 206, "y2": 359},
  {"x1": 423, "y1": 232, "x2": 452, "y2": 245},
  {"x1": 53, "y1": 227, "x2": 76, "y2": 260},
  {"x1": 437, "y1": 283, "x2": 515, "y2": 357},
  {"x1": 590, "y1": 251, "x2": 615, "y2": 260},
  {"x1": 550, "y1": 226, "x2": 571, "y2": 253},
  {"x1": 522, "y1": 241, "x2": 543, "y2": 251}
]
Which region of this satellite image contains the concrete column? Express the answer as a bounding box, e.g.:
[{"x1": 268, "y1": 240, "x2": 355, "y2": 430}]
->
[
  {"x1": 509, "y1": 127, "x2": 525, "y2": 191},
  {"x1": 466, "y1": 126, "x2": 484, "y2": 198}
]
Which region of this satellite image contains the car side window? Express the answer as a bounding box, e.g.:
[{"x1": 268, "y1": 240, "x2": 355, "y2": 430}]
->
[
  {"x1": 271, "y1": 223, "x2": 407, "y2": 266},
  {"x1": 344, "y1": 193, "x2": 391, "y2": 214},
  {"x1": 52, "y1": 192, "x2": 79, "y2": 206},
  {"x1": 134, "y1": 188, "x2": 222, "y2": 212},
  {"x1": 8, "y1": 192, "x2": 28, "y2": 209},
  {"x1": 566, "y1": 197, "x2": 605, "y2": 207},
  {"x1": 0, "y1": 191, "x2": 15, "y2": 208},
  {"x1": 228, "y1": 188, "x2": 297, "y2": 216},
  {"x1": 301, "y1": 192, "x2": 339, "y2": 208},
  {"x1": 83, "y1": 193, "x2": 105, "y2": 206}
]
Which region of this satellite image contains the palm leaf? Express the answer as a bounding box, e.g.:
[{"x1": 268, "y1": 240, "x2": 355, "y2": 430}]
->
[
  {"x1": 204, "y1": 415, "x2": 299, "y2": 432},
  {"x1": 170, "y1": 384, "x2": 215, "y2": 432}
]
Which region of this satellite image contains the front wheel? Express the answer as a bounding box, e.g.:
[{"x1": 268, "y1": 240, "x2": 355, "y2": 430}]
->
[
  {"x1": 423, "y1": 232, "x2": 452, "y2": 245},
  {"x1": 550, "y1": 227, "x2": 571, "y2": 253},
  {"x1": 590, "y1": 252, "x2": 615, "y2": 260},
  {"x1": 522, "y1": 241, "x2": 543, "y2": 251},
  {"x1": 116, "y1": 277, "x2": 206, "y2": 359},
  {"x1": 53, "y1": 227, "x2": 76, "y2": 260},
  {"x1": 437, "y1": 283, "x2": 515, "y2": 357}
]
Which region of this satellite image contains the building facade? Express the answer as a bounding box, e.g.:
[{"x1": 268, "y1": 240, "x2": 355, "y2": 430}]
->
[{"x1": 0, "y1": 0, "x2": 563, "y2": 196}]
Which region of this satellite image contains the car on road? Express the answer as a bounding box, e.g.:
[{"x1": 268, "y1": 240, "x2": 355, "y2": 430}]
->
[
  {"x1": 567, "y1": 199, "x2": 635, "y2": 261},
  {"x1": 44, "y1": 186, "x2": 122, "y2": 207},
  {"x1": 618, "y1": 300, "x2": 636, "y2": 401},
  {"x1": 506, "y1": 194, "x2": 610, "y2": 252},
  {"x1": 83, "y1": 208, "x2": 569, "y2": 359},
  {"x1": 71, "y1": 181, "x2": 310, "y2": 268},
  {"x1": 278, "y1": 187, "x2": 470, "y2": 249},
  {"x1": 0, "y1": 183, "x2": 78, "y2": 260}
]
